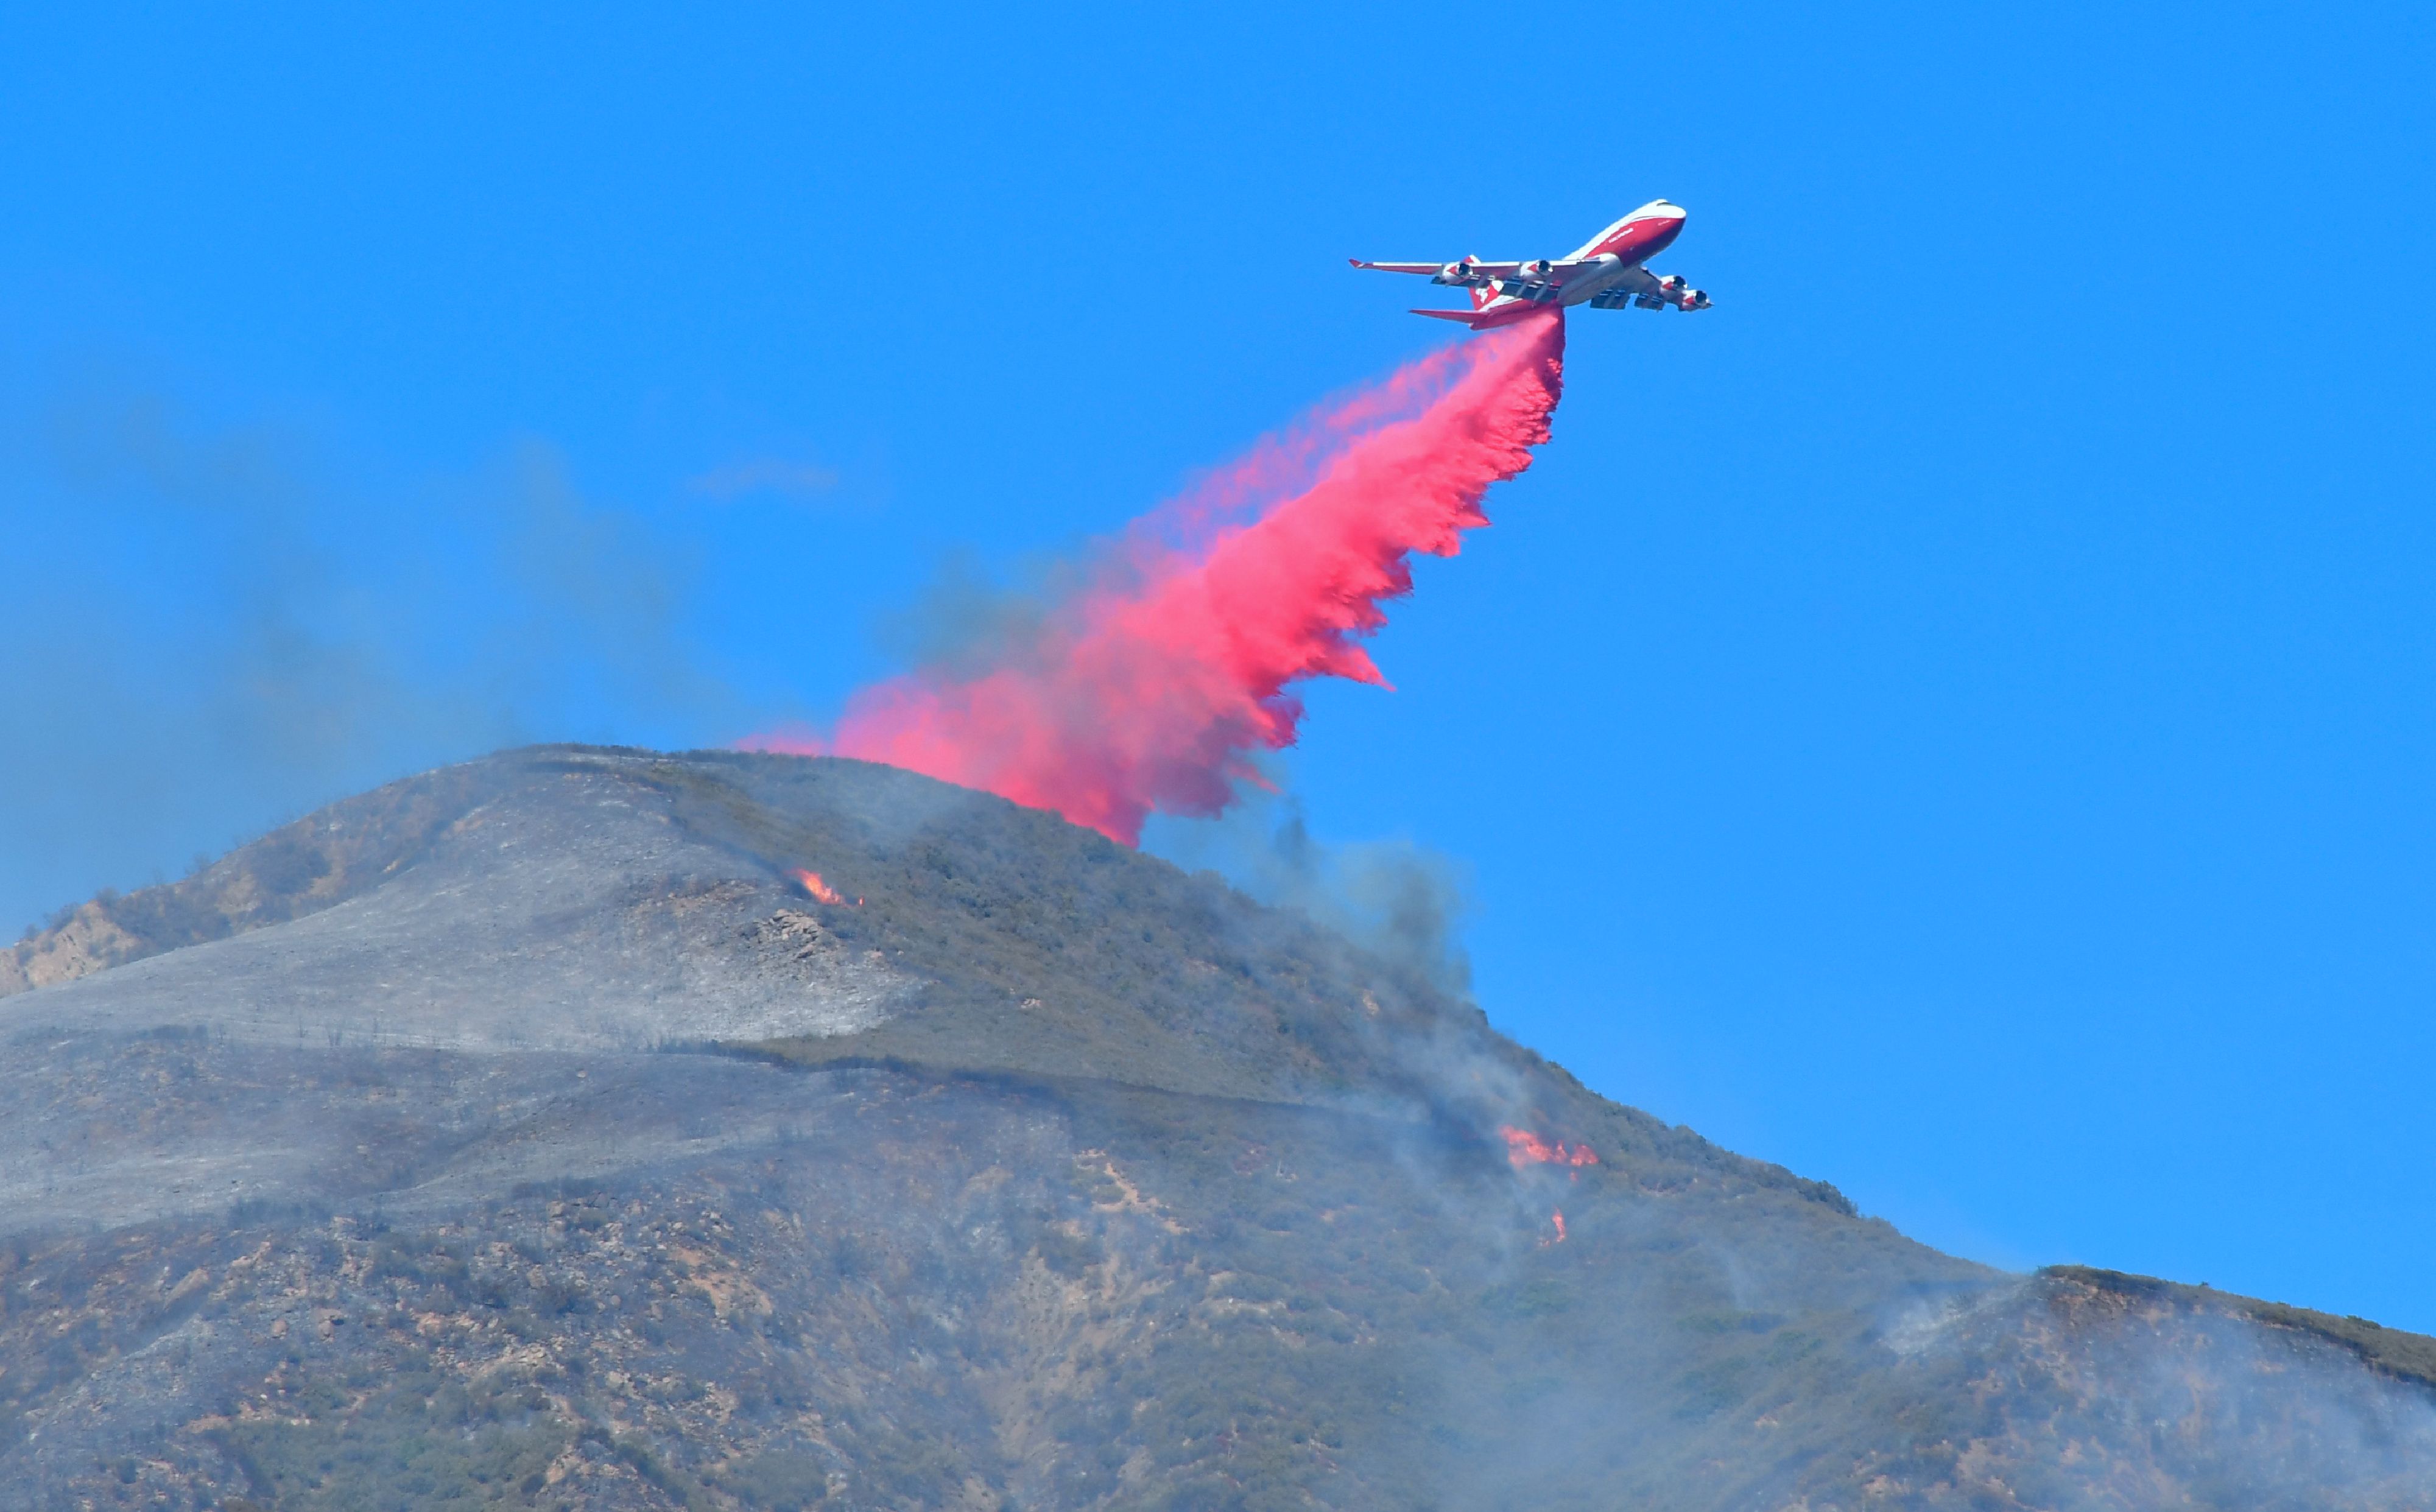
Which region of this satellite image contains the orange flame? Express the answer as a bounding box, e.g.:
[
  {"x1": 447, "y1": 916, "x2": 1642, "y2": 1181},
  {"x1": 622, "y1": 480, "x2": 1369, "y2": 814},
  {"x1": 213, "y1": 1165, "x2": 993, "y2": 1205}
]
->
[
  {"x1": 792, "y1": 870, "x2": 846, "y2": 905},
  {"x1": 1499, "y1": 1127, "x2": 1599, "y2": 1170}
]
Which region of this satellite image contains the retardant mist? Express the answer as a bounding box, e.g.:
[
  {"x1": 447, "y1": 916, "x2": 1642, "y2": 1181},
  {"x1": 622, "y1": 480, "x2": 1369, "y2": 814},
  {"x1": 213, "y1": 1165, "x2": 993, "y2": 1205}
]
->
[{"x1": 744, "y1": 312, "x2": 1567, "y2": 842}]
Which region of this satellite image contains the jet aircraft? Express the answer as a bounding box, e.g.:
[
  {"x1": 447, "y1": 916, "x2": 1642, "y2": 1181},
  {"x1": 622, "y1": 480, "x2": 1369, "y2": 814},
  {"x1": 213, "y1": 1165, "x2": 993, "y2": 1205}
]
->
[{"x1": 1351, "y1": 200, "x2": 1711, "y2": 329}]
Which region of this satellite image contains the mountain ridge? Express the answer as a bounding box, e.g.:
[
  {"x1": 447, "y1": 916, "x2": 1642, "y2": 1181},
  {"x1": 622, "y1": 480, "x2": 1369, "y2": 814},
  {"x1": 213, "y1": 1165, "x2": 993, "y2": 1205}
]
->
[
  {"x1": 4, "y1": 745, "x2": 1855, "y2": 1210},
  {"x1": 1, "y1": 745, "x2": 2428, "y2": 1511}
]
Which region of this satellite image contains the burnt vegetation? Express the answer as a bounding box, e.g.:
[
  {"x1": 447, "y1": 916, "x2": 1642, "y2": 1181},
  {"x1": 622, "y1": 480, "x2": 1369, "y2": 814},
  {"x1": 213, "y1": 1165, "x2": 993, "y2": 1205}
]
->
[
  {"x1": 0, "y1": 1062, "x2": 1958, "y2": 1512},
  {"x1": 0, "y1": 748, "x2": 2431, "y2": 1510}
]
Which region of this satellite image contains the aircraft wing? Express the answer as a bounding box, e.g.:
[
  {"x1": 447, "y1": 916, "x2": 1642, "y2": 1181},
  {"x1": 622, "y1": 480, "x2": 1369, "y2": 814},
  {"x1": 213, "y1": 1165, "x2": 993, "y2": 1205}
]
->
[
  {"x1": 1350, "y1": 258, "x2": 1527, "y2": 277},
  {"x1": 1350, "y1": 256, "x2": 1617, "y2": 289}
]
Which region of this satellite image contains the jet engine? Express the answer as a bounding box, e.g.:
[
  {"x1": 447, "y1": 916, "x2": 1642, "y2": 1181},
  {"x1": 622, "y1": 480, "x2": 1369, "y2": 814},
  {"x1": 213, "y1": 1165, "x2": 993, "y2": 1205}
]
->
[
  {"x1": 1432, "y1": 259, "x2": 1477, "y2": 284},
  {"x1": 1678, "y1": 287, "x2": 1711, "y2": 310},
  {"x1": 1520, "y1": 259, "x2": 1553, "y2": 278}
]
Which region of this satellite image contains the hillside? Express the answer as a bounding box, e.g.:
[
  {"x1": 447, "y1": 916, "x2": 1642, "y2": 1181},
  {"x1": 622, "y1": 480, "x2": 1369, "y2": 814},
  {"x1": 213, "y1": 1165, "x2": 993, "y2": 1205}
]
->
[{"x1": 2, "y1": 746, "x2": 2430, "y2": 1511}]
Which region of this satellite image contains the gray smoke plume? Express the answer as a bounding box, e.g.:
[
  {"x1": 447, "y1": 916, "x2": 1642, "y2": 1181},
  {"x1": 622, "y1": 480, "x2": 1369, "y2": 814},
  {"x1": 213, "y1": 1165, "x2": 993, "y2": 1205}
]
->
[
  {"x1": 1149, "y1": 781, "x2": 1474, "y2": 996},
  {"x1": 0, "y1": 381, "x2": 738, "y2": 935}
]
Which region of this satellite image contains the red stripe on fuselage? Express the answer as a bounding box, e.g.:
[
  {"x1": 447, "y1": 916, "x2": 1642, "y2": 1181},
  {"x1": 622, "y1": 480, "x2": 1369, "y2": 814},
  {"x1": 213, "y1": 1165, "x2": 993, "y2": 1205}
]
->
[{"x1": 1590, "y1": 216, "x2": 1683, "y2": 265}]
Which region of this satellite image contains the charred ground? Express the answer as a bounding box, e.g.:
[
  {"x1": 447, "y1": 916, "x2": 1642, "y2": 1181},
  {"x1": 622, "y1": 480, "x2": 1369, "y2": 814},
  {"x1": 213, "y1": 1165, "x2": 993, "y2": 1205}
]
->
[{"x1": 2, "y1": 747, "x2": 2430, "y2": 1511}]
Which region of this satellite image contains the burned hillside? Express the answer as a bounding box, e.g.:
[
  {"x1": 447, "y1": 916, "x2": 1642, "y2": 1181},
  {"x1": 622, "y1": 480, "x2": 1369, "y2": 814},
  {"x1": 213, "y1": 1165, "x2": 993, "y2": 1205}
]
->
[{"x1": 2, "y1": 747, "x2": 2431, "y2": 1511}]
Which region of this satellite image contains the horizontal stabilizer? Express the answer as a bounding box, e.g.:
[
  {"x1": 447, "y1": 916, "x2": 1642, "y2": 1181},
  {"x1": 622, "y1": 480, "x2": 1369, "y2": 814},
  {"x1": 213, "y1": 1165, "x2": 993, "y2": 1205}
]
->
[{"x1": 1408, "y1": 308, "x2": 1484, "y2": 327}]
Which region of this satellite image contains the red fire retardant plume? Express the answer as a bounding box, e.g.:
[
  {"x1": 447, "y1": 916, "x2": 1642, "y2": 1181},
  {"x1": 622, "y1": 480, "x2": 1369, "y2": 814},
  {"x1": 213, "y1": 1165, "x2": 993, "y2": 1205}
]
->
[{"x1": 747, "y1": 311, "x2": 1566, "y2": 843}]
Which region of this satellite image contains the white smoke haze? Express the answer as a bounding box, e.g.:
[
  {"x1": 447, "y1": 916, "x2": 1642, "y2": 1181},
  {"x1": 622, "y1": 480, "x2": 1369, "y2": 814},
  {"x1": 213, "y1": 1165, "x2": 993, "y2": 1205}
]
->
[
  {"x1": 1901, "y1": 1275, "x2": 2436, "y2": 1505},
  {"x1": 0, "y1": 376, "x2": 744, "y2": 936},
  {"x1": 1148, "y1": 776, "x2": 1476, "y2": 996},
  {"x1": 864, "y1": 545, "x2": 1070, "y2": 685}
]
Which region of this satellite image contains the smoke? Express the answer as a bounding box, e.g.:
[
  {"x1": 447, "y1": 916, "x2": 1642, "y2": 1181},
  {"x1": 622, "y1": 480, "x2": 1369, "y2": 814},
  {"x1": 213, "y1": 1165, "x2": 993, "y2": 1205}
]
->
[
  {"x1": 1261, "y1": 805, "x2": 1474, "y2": 994},
  {"x1": 1149, "y1": 784, "x2": 1476, "y2": 994},
  {"x1": 744, "y1": 312, "x2": 1566, "y2": 845},
  {"x1": 0, "y1": 382, "x2": 737, "y2": 934},
  {"x1": 1875, "y1": 1276, "x2": 2436, "y2": 1507}
]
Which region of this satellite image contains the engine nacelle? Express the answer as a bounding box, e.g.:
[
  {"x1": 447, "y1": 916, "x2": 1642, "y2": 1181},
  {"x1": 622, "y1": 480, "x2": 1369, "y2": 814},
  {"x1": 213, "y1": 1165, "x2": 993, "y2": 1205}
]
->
[
  {"x1": 1520, "y1": 258, "x2": 1553, "y2": 278},
  {"x1": 1649, "y1": 273, "x2": 1710, "y2": 310},
  {"x1": 1432, "y1": 259, "x2": 1477, "y2": 285}
]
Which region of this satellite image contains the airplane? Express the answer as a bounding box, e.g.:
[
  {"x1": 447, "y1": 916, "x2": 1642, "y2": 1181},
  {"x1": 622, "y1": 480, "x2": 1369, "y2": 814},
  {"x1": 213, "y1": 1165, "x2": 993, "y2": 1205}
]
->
[{"x1": 1351, "y1": 199, "x2": 1711, "y2": 329}]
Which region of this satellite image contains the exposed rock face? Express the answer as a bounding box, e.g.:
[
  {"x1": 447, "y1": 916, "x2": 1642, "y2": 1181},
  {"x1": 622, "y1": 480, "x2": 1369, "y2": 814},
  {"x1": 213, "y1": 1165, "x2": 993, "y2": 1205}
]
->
[
  {"x1": 3, "y1": 759, "x2": 507, "y2": 1001},
  {"x1": 0, "y1": 901, "x2": 144, "y2": 996},
  {"x1": 2, "y1": 747, "x2": 2430, "y2": 1511}
]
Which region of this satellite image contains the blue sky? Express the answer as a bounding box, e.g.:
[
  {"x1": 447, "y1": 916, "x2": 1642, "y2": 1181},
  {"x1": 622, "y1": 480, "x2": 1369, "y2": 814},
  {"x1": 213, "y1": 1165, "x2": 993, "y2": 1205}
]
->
[{"x1": 3, "y1": 4, "x2": 2431, "y2": 1329}]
